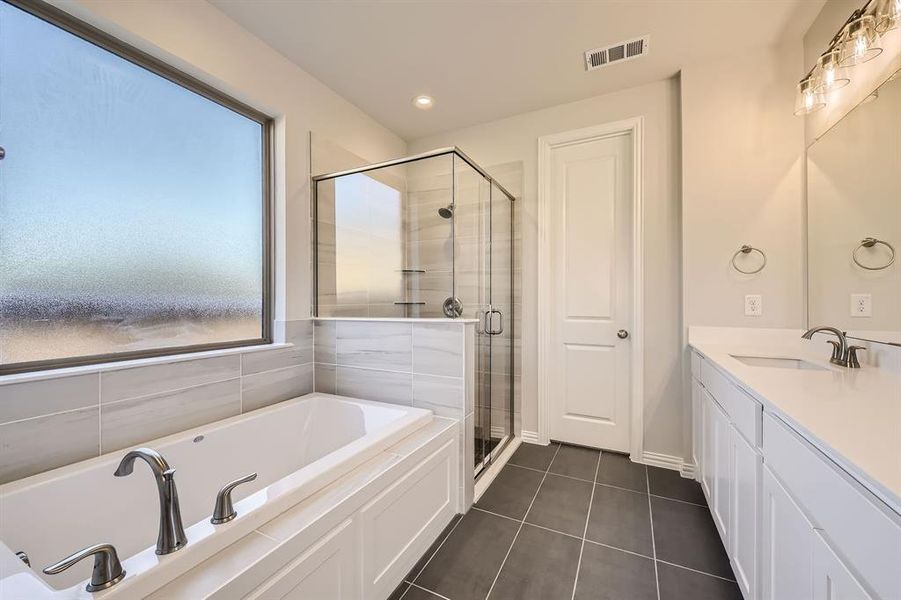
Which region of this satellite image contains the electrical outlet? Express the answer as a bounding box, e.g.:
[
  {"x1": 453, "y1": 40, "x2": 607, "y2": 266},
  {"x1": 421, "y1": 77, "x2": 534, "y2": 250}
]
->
[
  {"x1": 745, "y1": 294, "x2": 763, "y2": 317},
  {"x1": 850, "y1": 293, "x2": 872, "y2": 317}
]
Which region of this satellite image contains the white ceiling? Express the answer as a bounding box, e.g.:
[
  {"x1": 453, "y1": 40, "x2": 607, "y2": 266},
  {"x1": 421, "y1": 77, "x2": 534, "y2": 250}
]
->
[{"x1": 211, "y1": 0, "x2": 824, "y2": 141}]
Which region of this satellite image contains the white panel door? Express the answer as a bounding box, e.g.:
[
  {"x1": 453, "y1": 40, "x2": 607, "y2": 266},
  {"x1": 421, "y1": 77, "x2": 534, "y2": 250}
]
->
[{"x1": 548, "y1": 132, "x2": 633, "y2": 450}]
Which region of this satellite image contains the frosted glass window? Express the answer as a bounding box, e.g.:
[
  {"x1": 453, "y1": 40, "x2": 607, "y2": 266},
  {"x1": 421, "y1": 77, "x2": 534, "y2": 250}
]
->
[{"x1": 0, "y1": 2, "x2": 270, "y2": 372}]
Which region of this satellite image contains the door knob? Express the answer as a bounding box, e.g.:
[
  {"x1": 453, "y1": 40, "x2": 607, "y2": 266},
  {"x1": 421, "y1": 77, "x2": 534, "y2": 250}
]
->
[{"x1": 617, "y1": 329, "x2": 629, "y2": 339}]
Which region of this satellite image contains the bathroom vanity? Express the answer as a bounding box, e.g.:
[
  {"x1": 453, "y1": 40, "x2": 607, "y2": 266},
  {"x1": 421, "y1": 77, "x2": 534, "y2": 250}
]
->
[{"x1": 689, "y1": 329, "x2": 901, "y2": 600}]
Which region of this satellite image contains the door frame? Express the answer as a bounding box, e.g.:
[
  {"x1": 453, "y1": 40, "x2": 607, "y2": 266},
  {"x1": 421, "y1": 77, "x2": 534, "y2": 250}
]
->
[{"x1": 536, "y1": 117, "x2": 645, "y2": 459}]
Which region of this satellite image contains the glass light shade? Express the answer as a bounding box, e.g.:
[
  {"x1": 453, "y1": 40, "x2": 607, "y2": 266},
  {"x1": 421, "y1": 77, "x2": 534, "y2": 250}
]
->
[
  {"x1": 794, "y1": 77, "x2": 826, "y2": 115},
  {"x1": 839, "y1": 16, "x2": 883, "y2": 66},
  {"x1": 813, "y1": 50, "x2": 850, "y2": 93},
  {"x1": 875, "y1": 0, "x2": 901, "y2": 33}
]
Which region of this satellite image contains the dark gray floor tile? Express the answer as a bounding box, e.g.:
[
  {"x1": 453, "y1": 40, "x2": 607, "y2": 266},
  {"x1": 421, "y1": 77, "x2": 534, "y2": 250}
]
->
[
  {"x1": 489, "y1": 524, "x2": 582, "y2": 600},
  {"x1": 549, "y1": 444, "x2": 600, "y2": 481},
  {"x1": 508, "y1": 441, "x2": 559, "y2": 471},
  {"x1": 402, "y1": 584, "x2": 447, "y2": 600},
  {"x1": 405, "y1": 514, "x2": 463, "y2": 580},
  {"x1": 415, "y1": 509, "x2": 519, "y2": 600},
  {"x1": 651, "y1": 497, "x2": 734, "y2": 579},
  {"x1": 389, "y1": 581, "x2": 410, "y2": 600},
  {"x1": 585, "y1": 484, "x2": 654, "y2": 556},
  {"x1": 476, "y1": 465, "x2": 544, "y2": 519},
  {"x1": 596, "y1": 452, "x2": 648, "y2": 492},
  {"x1": 657, "y1": 562, "x2": 743, "y2": 600},
  {"x1": 574, "y1": 542, "x2": 658, "y2": 600},
  {"x1": 648, "y1": 466, "x2": 707, "y2": 505},
  {"x1": 525, "y1": 473, "x2": 593, "y2": 537}
]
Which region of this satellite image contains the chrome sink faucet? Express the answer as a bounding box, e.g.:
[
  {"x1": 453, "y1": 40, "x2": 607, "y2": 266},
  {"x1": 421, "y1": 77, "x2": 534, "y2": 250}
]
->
[
  {"x1": 801, "y1": 326, "x2": 864, "y2": 368},
  {"x1": 114, "y1": 448, "x2": 187, "y2": 555}
]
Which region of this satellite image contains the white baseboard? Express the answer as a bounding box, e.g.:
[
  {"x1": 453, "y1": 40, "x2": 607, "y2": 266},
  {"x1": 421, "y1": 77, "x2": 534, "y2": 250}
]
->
[
  {"x1": 640, "y1": 451, "x2": 696, "y2": 479},
  {"x1": 521, "y1": 430, "x2": 540, "y2": 444}
]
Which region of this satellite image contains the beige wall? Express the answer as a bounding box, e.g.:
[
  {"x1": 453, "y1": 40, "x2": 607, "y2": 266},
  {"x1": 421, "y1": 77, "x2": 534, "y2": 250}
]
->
[
  {"x1": 56, "y1": 0, "x2": 407, "y2": 326},
  {"x1": 409, "y1": 78, "x2": 684, "y2": 460},
  {"x1": 682, "y1": 42, "x2": 807, "y2": 331}
]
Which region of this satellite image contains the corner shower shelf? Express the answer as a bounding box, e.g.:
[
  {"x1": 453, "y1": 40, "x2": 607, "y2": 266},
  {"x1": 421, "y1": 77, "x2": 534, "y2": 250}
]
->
[
  {"x1": 393, "y1": 301, "x2": 426, "y2": 306},
  {"x1": 397, "y1": 269, "x2": 426, "y2": 274}
]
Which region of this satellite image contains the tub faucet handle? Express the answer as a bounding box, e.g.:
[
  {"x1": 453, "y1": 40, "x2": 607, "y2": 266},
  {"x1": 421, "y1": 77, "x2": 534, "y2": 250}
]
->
[
  {"x1": 43, "y1": 543, "x2": 125, "y2": 592},
  {"x1": 211, "y1": 472, "x2": 257, "y2": 524}
]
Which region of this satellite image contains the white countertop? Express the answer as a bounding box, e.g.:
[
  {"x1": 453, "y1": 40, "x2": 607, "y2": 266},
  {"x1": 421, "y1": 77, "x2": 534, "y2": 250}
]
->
[{"x1": 690, "y1": 337, "x2": 901, "y2": 515}]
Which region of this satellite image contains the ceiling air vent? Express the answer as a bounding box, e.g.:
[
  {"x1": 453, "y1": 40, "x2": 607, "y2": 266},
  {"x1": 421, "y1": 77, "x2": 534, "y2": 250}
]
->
[{"x1": 584, "y1": 36, "x2": 650, "y2": 71}]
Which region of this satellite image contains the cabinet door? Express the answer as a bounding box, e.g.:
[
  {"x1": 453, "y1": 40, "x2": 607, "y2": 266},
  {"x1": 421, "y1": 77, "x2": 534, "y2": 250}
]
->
[
  {"x1": 730, "y1": 425, "x2": 760, "y2": 600},
  {"x1": 812, "y1": 531, "x2": 873, "y2": 600},
  {"x1": 691, "y1": 378, "x2": 703, "y2": 478},
  {"x1": 245, "y1": 519, "x2": 360, "y2": 600},
  {"x1": 700, "y1": 390, "x2": 715, "y2": 501},
  {"x1": 761, "y1": 466, "x2": 813, "y2": 600},
  {"x1": 710, "y1": 396, "x2": 731, "y2": 543}
]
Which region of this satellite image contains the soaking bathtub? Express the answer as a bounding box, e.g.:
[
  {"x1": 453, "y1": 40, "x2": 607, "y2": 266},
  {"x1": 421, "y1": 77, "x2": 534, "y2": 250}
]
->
[{"x1": 0, "y1": 393, "x2": 432, "y2": 598}]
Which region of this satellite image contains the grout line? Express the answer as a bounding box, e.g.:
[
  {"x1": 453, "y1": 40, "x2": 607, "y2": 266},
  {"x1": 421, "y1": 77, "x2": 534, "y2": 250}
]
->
[
  {"x1": 97, "y1": 372, "x2": 103, "y2": 455},
  {"x1": 485, "y1": 443, "x2": 561, "y2": 599},
  {"x1": 655, "y1": 559, "x2": 738, "y2": 583},
  {"x1": 0, "y1": 404, "x2": 100, "y2": 427},
  {"x1": 571, "y1": 450, "x2": 602, "y2": 600},
  {"x1": 646, "y1": 466, "x2": 661, "y2": 600},
  {"x1": 406, "y1": 581, "x2": 452, "y2": 600},
  {"x1": 583, "y1": 538, "x2": 655, "y2": 561},
  {"x1": 408, "y1": 515, "x2": 465, "y2": 584},
  {"x1": 100, "y1": 376, "x2": 242, "y2": 409},
  {"x1": 649, "y1": 493, "x2": 707, "y2": 508},
  {"x1": 571, "y1": 452, "x2": 602, "y2": 600}
]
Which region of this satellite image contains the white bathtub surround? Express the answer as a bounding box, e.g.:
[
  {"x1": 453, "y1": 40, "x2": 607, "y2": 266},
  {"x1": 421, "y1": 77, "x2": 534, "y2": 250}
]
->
[
  {"x1": 0, "y1": 320, "x2": 314, "y2": 484},
  {"x1": 0, "y1": 393, "x2": 450, "y2": 599},
  {"x1": 688, "y1": 326, "x2": 901, "y2": 599},
  {"x1": 314, "y1": 318, "x2": 476, "y2": 510}
]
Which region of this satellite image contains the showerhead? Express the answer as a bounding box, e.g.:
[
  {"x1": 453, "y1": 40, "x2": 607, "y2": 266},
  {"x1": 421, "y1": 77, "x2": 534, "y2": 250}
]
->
[{"x1": 438, "y1": 204, "x2": 454, "y2": 219}]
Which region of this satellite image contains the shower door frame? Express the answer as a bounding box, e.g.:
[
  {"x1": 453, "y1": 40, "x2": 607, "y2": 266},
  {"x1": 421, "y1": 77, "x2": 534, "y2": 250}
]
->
[
  {"x1": 311, "y1": 147, "x2": 517, "y2": 481},
  {"x1": 310, "y1": 146, "x2": 516, "y2": 317}
]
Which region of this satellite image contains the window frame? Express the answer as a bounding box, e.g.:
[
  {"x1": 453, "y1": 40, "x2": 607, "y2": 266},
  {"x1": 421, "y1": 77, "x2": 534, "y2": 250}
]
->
[{"x1": 0, "y1": 0, "x2": 274, "y2": 375}]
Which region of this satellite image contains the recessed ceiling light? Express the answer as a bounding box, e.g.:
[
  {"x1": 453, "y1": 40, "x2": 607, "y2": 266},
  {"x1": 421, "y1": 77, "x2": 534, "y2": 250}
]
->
[{"x1": 412, "y1": 95, "x2": 434, "y2": 110}]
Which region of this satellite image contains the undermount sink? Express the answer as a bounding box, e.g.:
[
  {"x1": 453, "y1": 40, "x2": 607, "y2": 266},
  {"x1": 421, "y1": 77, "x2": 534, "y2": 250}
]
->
[{"x1": 729, "y1": 355, "x2": 828, "y2": 371}]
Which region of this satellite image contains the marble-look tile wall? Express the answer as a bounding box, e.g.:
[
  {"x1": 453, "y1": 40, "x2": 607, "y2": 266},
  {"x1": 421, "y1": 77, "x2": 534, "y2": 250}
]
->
[
  {"x1": 314, "y1": 318, "x2": 475, "y2": 509},
  {"x1": 0, "y1": 320, "x2": 314, "y2": 484}
]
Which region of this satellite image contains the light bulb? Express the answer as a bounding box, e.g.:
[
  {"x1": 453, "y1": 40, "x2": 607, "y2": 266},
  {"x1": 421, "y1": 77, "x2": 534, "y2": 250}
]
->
[
  {"x1": 855, "y1": 35, "x2": 867, "y2": 59},
  {"x1": 412, "y1": 95, "x2": 434, "y2": 110},
  {"x1": 794, "y1": 76, "x2": 825, "y2": 115}
]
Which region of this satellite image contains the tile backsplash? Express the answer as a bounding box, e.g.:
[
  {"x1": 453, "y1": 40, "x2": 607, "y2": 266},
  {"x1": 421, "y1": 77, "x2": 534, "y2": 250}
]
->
[{"x1": 0, "y1": 320, "x2": 314, "y2": 484}]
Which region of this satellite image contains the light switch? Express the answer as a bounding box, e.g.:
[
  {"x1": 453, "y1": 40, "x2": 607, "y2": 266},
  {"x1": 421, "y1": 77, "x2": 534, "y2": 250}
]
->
[{"x1": 850, "y1": 293, "x2": 872, "y2": 317}]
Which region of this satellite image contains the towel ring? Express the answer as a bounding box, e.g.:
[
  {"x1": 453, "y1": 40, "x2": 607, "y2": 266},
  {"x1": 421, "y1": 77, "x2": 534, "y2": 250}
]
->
[
  {"x1": 731, "y1": 245, "x2": 767, "y2": 275},
  {"x1": 852, "y1": 237, "x2": 895, "y2": 271}
]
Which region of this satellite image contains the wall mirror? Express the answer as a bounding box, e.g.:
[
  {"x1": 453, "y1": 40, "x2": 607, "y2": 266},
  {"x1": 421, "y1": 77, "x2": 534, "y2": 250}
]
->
[{"x1": 808, "y1": 69, "x2": 901, "y2": 345}]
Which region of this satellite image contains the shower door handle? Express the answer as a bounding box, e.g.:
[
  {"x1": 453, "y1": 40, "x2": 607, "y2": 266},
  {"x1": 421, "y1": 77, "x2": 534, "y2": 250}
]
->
[{"x1": 486, "y1": 308, "x2": 504, "y2": 336}]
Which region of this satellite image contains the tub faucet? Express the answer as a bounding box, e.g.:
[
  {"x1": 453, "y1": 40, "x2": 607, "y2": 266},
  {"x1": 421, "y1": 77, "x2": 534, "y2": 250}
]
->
[
  {"x1": 114, "y1": 448, "x2": 188, "y2": 555},
  {"x1": 801, "y1": 326, "x2": 854, "y2": 367}
]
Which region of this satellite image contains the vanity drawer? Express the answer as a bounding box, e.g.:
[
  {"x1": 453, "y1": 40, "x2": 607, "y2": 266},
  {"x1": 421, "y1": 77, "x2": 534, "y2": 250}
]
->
[
  {"x1": 763, "y1": 413, "x2": 901, "y2": 600},
  {"x1": 691, "y1": 351, "x2": 703, "y2": 381},
  {"x1": 700, "y1": 361, "x2": 761, "y2": 447}
]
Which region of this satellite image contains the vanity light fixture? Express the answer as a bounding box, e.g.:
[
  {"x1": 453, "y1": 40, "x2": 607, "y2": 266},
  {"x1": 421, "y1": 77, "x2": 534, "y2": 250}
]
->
[
  {"x1": 412, "y1": 95, "x2": 434, "y2": 110},
  {"x1": 813, "y1": 49, "x2": 850, "y2": 93},
  {"x1": 794, "y1": 0, "x2": 892, "y2": 116},
  {"x1": 794, "y1": 76, "x2": 826, "y2": 115},
  {"x1": 839, "y1": 15, "x2": 882, "y2": 66}
]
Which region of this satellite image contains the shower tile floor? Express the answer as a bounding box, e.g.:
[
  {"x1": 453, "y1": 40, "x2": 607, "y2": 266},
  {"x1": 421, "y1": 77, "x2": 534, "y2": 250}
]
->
[{"x1": 391, "y1": 442, "x2": 741, "y2": 600}]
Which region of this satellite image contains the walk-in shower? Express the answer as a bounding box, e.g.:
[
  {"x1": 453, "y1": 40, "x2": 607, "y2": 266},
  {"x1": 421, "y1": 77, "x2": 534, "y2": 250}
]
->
[{"x1": 311, "y1": 147, "x2": 515, "y2": 477}]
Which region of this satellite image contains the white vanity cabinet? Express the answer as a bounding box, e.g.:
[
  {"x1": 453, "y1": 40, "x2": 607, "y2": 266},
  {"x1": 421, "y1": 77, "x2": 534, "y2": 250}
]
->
[{"x1": 692, "y1": 349, "x2": 901, "y2": 600}]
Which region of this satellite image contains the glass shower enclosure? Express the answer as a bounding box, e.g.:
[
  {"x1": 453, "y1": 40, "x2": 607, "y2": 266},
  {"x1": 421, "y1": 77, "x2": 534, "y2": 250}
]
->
[{"x1": 312, "y1": 148, "x2": 515, "y2": 477}]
